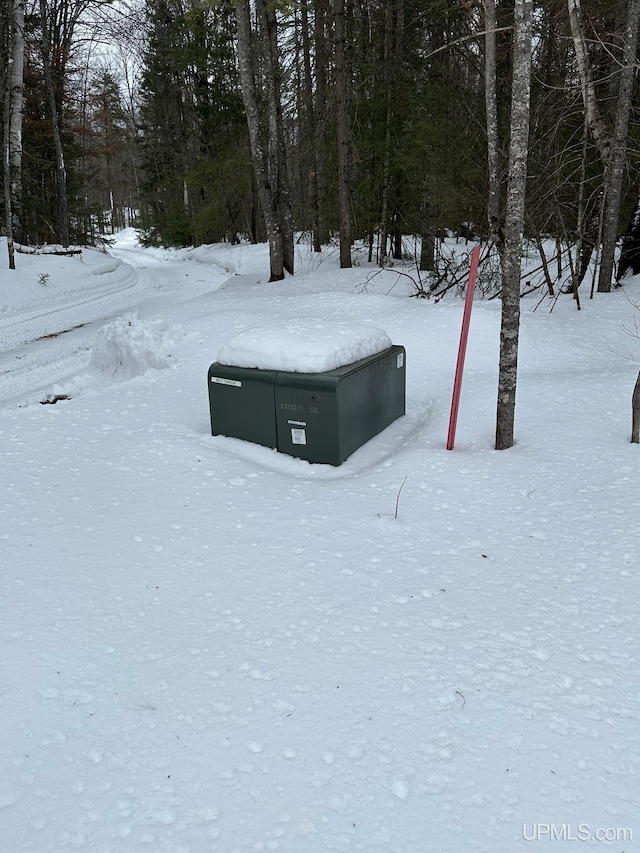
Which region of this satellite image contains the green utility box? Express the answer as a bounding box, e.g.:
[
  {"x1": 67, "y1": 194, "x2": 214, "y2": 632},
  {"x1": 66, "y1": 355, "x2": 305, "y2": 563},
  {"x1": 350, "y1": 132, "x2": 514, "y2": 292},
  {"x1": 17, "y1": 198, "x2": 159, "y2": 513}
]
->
[{"x1": 208, "y1": 345, "x2": 406, "y2": 466}]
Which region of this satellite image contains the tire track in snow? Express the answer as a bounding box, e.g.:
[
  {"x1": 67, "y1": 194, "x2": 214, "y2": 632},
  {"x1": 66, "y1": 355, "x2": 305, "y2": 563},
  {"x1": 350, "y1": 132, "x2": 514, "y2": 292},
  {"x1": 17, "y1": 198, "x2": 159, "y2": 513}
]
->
[
  {"x1": 0, "y1": 258, "x2": 147, "y2": 407},
  {"x1": 0, "y1": 260, "x2": 139, "y2": 352},
  {"x1": 0, "y1": 251, "x2": 230, "y2": 408}
]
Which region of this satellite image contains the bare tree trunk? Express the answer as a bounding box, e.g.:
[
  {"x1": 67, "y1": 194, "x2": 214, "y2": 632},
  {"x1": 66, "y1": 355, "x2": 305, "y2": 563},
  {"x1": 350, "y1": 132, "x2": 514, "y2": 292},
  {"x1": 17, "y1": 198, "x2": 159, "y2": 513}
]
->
[
  {"x1": 570, "y1": 112, "x2": 590, "y2": 299},
  {"x1": 556, "y1": 236, "x2": 563, "y2": 279},
  {"x1": 299, "y1": 2, "x2": 321, "y2": 252},
  {"x1": 378, "y1": 0, "x2": 394, "y2": 267},
  {"x1": 577, "y1": 211, "x2": 599, "y2": 288},
  {"x1": 618, "y1": 187, "x2": 640, "y2": 278},
  {"x1": 533, "y1": 232, "x2": 555, "y2": 297},
  {"x1": 260, "y1": 0, "x2": 294, "y2": 276},
  {"x1": 3, "y1": 48, "x2": 16, "y2": 269},
  {"x1": 484, "y1": 0, "x2": 502, "y2": 253},
  {"x1": 236, "y1": 0, "x2": 283, "y2": 279},
  {"x1": 9, "y1": 0, "x2": 25, "y2": 240},
  {"x1": 313, "y1": 0, "x2": 330, "y2": 249},
  {"x1": 567, "y1": 0, "x2": 640, "y2": 294},
  {"x1": 597, "y1": 0, "x2": 640, "y2": 293},
  {"x1": 567, "y1": 0, "x2": 611, "y2": 163},
  {"x1": 566, "y1": 0, "x2": 609, "y2": 294},
  {"x1": 39, "y1": 0, "x2": 69, "y2": 247},
  {"x1": 632, "y1": 370, "x2": 640, "y2": 443},
  {"x1": 419, "y1": 187, "x2": 436, "y2": 272},
  {"x1": 235, "y1": 0, "x2": 293, "y2": 281},
  {"x1": 495, "y1": 0, "x2": 533, "y2": 451},
  {"x1": 334, "y1": 0, "x2": 352, "y2": 269}
]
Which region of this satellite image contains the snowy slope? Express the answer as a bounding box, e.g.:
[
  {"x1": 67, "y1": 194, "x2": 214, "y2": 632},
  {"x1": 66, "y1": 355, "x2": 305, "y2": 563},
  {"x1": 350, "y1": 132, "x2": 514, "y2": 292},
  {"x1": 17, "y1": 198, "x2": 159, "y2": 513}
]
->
[{"x1": 1, "y1": 231, "x2": 638, "y2": 853}]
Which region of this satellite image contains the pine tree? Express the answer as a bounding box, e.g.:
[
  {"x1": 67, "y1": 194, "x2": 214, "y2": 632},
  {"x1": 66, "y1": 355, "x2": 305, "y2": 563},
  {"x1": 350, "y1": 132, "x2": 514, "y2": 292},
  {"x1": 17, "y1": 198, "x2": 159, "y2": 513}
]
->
[{"x1": 138, "y1": 0, "x2": 251, "y2": 247}]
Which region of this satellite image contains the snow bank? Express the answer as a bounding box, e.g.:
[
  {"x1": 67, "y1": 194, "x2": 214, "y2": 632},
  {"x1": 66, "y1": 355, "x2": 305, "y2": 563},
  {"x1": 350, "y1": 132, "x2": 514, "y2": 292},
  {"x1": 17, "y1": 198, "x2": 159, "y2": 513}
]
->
[
  {"x1": 217, "y1": 318, "x2": 392, "y2": 372},
  {"x1": 90, "y1": 312, "x2": 181, "y2": 380}
]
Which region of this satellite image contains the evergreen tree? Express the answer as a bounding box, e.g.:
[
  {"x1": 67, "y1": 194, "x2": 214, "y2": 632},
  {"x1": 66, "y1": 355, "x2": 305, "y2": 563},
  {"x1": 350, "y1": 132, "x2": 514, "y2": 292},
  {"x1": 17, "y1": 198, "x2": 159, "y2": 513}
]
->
[
  {"x1": 138, "y1": 0, "x2": 251, "y2": 247},
  {"x1": 77, "y1": 70, "x2": 140, "y2": 236}
]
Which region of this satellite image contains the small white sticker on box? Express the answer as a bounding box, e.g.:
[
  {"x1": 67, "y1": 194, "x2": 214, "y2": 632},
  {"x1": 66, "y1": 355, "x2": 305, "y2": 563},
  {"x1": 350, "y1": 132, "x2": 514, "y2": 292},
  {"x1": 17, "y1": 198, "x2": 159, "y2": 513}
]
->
[
  {"x1": 397, "y1": 352, "x2": 404, "y2": 368},
  {"x1": 211, "y1": 376, "x2": 242, "y2": 387},
  {"x1": 291, "y1": 428, "x2": 307, "y2": 445}
]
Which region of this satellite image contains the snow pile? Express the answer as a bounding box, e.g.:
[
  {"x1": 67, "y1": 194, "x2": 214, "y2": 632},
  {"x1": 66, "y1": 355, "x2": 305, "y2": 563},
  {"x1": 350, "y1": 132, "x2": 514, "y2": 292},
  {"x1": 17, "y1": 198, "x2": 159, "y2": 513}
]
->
[
  {"x1": 90, "y1": 312, "x2": 181, "y2": 380},
  {"x1": 217, "y1": 318, "x2": 392, "y2": 372}
]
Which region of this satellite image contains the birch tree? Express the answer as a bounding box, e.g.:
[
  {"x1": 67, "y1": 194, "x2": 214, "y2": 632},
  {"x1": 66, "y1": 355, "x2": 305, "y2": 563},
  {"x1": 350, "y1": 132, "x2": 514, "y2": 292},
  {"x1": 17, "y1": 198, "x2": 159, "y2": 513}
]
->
[
  {"x1": 3, "y1": 31, "x2": 15, "y2": 268},
  {"x1": 484, "y1": 0, "x2": 501, "y2": 254},
  {"x1": 495, "y1": 0, "x2": 533, "y2": 450},
  {"x1": 333, "y1": 0, "x2": 352, "y2": 268},
  {"x1": 235, "y1": 0, "x2": 294, "y2": 281},
  {"x1": 2, "y1": 0, "x2": 24, "y2": 265},
  {"x1": 567, "y1": 0, "x2": 640, "y2": 294},
  {"x1": 596, "y1": 0, "x2": 640, "y2": 292},
  {"x1": 9, "y1": 0, "x2": 24, "y2": 240},
  {"x1": 567, "y1": 0, "x2": 610, "y2": 163}
]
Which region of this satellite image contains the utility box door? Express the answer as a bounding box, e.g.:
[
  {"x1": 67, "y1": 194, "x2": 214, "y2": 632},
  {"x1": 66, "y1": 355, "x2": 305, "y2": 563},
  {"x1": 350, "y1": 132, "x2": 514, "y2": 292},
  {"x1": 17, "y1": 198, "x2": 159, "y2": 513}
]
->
[
  {"x1": 274, "y1": 345, "x2": 406, "y2": 465},
  {"x1": 208, "y1": 363, "x2": 278, "y2": 448},
  {"x1": 275, "y1": 375, "x2": 340, "y2": 465}
]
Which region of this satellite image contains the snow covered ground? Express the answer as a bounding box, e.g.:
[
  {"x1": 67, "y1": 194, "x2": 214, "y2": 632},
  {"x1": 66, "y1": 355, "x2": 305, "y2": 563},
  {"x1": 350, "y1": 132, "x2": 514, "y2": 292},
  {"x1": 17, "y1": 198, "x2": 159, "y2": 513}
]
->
[{"x1": 1, "y1": 230, "x2": 638, "y2": 853}]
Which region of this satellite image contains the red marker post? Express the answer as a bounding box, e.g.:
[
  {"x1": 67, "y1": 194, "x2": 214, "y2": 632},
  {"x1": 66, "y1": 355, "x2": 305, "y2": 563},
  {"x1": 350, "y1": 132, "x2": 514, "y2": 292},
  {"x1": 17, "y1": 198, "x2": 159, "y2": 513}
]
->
[{"x1": 446, "y1": 243, "x2": 481, "y2": 450}]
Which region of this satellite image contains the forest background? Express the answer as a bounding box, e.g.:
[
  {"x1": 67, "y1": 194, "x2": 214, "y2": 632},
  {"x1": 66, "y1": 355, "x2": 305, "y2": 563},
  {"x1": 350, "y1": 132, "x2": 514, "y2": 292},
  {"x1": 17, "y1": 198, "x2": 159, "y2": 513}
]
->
[
  {"x1": 3, "y1": 0, "x2": 640, "y2": 284},
  {"x1": 4, "y1": 0, "x2": 640, "y2": 444}
]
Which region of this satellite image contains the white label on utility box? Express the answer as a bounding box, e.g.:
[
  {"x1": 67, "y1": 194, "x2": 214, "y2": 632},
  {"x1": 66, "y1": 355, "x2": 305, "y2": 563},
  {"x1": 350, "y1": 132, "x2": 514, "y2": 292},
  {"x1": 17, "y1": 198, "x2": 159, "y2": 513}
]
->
[
  {"x1": 291, "y1": 428, "x2": 307, "y2": 445},
  {"x1": 211, "y1": 376, "x2": 242, "y2": 387},
  {"x1": 397, "y1": 352, "x2": 404, "y2": 368}
]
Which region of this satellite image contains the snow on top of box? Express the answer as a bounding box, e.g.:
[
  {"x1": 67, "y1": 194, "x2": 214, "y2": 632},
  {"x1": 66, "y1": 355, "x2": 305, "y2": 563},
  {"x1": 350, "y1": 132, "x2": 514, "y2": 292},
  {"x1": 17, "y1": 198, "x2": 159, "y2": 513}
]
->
[{"x1": 217, "y1": 319, "x2": 392, "y2": 373}]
